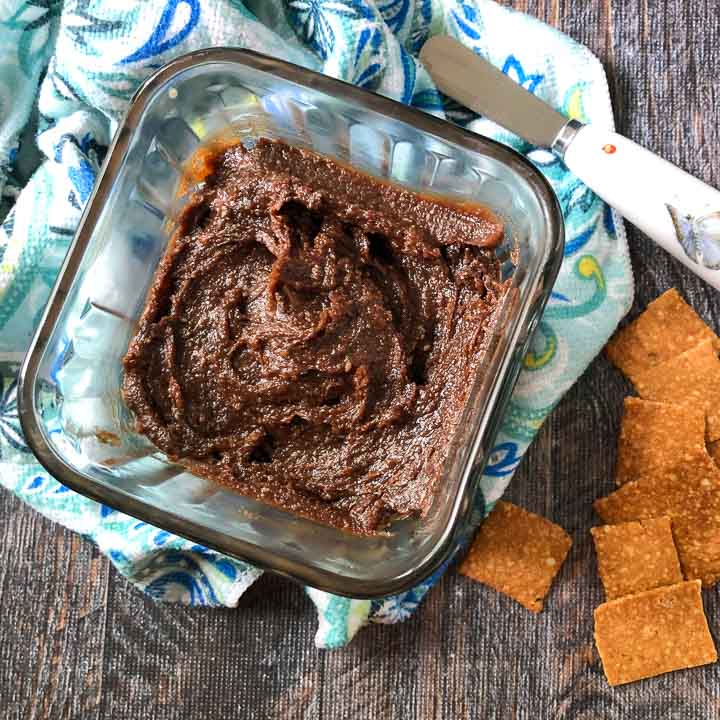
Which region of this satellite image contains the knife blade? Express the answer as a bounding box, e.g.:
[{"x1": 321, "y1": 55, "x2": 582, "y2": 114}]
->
[
  {"x1": 419, "y1": 35, "x2": 720, "y2": 291},
  {"x1": 419, "y1": 35, "x2": 568, "y2": 148}
]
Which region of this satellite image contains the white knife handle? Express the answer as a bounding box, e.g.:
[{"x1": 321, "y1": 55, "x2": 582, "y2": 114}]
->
[{"x1": 559, "y1": 124, "x2": 720, "y2": 290}]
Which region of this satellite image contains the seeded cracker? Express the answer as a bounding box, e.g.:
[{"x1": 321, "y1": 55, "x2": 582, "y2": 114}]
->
[
  {"x1": 615, "y1": 398, "x2": 706, "y2": 485},
  {"x1": 605, "y1": 288, "x2": 720, "y2": 384},
  {"x1": 633, "y1": 339, "x2": 720, "y2": 441},
  {"x1": 459, "y1": 501, "x2": 572, "y2": 612},
  {"x1": 595, "y1": 449, "x2": 720, "y2": 586},
  {"x1": 591, "y1": 518, "x2": 683, "y2": 600},
  {"x1": 594, "y1": 580, "x2": 717, "y2": 686}
]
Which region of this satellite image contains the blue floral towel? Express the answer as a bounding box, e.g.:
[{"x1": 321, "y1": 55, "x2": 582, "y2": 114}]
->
[{"x1": 0, "y1": 0, "x2": 632, "y2": 648}]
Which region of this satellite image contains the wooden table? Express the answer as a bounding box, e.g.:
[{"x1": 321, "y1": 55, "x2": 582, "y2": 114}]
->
[{"x1": 2, "y1": 2, "x2": 719, "y2": 718}]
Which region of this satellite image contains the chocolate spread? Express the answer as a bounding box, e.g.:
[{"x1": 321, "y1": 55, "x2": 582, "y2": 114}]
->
[{"x1": 123, "y1": 138, "x2": 507, "y2": 533}]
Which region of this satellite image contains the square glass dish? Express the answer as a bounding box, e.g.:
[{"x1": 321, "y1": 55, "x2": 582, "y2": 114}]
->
[{"x1": 18, "y1": 48, "x2": 563, "y2": 598}]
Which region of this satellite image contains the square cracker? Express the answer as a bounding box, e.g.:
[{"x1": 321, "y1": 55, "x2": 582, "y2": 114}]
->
[
  {"x1": 591, "y1": 517, "x2": 683, "y2": 600},
  {"x1": 595, "y1": 449, "x2": 720, "y2": 586},
  {"x1": 459, "y1": 501, "x2": 572, "y2": 613},
  {"x1": 616, "y1": 398, "x2": 706, "y2": 485},
  {"x1": 605, "y1": 288, "x2": 719, "y2": 384},
  {"x1": 594, "y1": 580, "x2": 717, "y2": 686},
  {"x1": 633, "y1": 339, "x2": 720, "y2": 441}
]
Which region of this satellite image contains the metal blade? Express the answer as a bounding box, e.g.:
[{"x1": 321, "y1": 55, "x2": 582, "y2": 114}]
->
[{"x1": 419, "y1": 36, "x2": 568, "y2": 148}]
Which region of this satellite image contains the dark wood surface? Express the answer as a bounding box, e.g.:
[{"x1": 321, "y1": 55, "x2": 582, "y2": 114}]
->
[{"x1": 2, "y1": 2, "x2": 720, "y2": 718}]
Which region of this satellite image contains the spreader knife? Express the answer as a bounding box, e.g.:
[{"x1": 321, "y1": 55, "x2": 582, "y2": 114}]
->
[{"x1": 420, "y1": 36, "x2": 720, "y2": 290}]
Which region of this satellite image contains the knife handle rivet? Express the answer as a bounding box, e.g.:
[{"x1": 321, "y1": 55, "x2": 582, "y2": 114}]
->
[{"x1": 602, "y1": 143, "x2": 617, "y2": 154}]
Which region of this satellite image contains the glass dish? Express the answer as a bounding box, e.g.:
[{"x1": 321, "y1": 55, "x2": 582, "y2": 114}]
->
[{"x1": 18, "y1": 48, "x2": 563, "y2": 598}]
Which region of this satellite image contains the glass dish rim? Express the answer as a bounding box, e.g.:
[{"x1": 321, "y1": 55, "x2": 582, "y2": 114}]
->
[{"x1": 17, "y1": 47, "x2": 564, "y2": 598}]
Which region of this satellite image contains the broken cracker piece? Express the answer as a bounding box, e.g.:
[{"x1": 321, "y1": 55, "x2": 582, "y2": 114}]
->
[
  {"x1": 595, "y1": 449, "x2": 720, "y2": 586},
  {"x1": 605, "y1": 288, "x2": 719, "y2": 384},
  {"x1": 633, "y1": 339, "x2": 720, "y2": 441},
  {"x1": 615, "y1": 398, "x2": 706, "y2": 485},
  {"x1": 594, "y1": 580, "x2": 717, "y2": 686},
  {"x1": 459, "y1": 501, "x2": 572, "y2": 613},
  {"x1": 591, "y1": 517, "x2": 683, "y2": 600}
]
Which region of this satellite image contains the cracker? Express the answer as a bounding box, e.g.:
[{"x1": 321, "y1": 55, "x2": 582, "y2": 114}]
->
[
  {"x1": 633, "y1": 339, "x2": 720, "y2": 441},
  {"x1": 594, "y1": 580, "x2": 717, "y2": 686},
  {"x1": 615, "y1": 398, "x2": 706, "y2": 485},
  {"x1": 459, "y1": 501, "x2": 572, "y2": 612},
  {"x1": 591, "y1": 517, "x2": 683, "y2": 600},
  {"x1": 605, "y1": 289, "x2": 719, "y2": 384},
  {"x1": 595, "y1": 449, "x2": 720, "y2": 586}
]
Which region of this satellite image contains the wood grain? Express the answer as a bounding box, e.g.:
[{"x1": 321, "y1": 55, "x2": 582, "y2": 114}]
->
[{"x1": 2, "y1": 2, "x2": 720, "y2": 718}]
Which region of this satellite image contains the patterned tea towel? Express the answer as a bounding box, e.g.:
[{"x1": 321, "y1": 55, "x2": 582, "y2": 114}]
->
[{"x1": 0, "y1": 0, "x2": 633, "y2": 648}]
